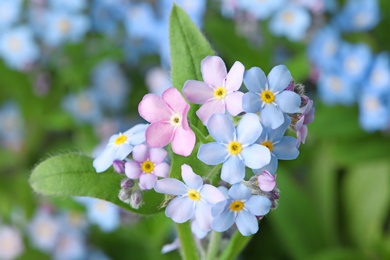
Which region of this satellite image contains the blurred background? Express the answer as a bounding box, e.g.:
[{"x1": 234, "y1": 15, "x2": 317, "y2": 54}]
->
[{"x1": 0, "y1": 0, "x2": 389, "y2": 259}]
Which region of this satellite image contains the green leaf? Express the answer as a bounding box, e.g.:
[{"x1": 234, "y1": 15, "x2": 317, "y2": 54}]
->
[
  {"x1": 342, "y1": 160, "x2": 390, "y2": 249},
  {"x1": 169, "y1": 3, "x2": 214, "y2": 134},
  {"x1": 30, "y1": 153, "x2": 164, "y2": 215}
]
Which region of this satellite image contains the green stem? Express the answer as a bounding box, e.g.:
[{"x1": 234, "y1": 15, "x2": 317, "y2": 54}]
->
[
  {"x1": 206, "y1": 164, "x2": 222, "y2": 185},
  {"x1": 191, "y1": 125, "x2": 208, "y2": 144},
  {"x1": 219, "y1": 231, "x2": 252, "y2": 260},
  {"x1": 176, "y1": 222, "x2": 199, "y2": 260},
  {"x1": 205, "y1": 230, "x2": 222, "y2": 260}
]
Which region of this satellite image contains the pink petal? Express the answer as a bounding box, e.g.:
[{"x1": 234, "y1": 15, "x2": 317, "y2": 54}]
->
[
  {"x1": 257, "y1": 171, "x2": 276, "y2": 192},
  {"x1": 196, "y1": 99, "x2": 225, "y2": 125},
  {"x1": 183, "y1": 80, "x2": 214, "y2": 104},
  {"x1": 200, "y1": 184, "x2": 225, "y2": 204},
  {"x1": 225, "y1": 61, "x2": 244, "y2": 91},
  {"x1": 149, "y1": 147, "x2": 168, "y2": 164},
  {"x1": 138, "y1": 93, "x2": 171, "y2": 122},
  {"x1": 171, "y1": 126, "x2": 196, "y2": 156},
  {"x1": 225, "y1": 91, "x2": 244, "y2": 116},
  {"x1": 154, "y1": 162, "x2": 170, "y2": 178},
  {"x1": 132, "y1": 144, "x2": 149, "y2": 162},
  {"x1": 139, "y1": 174, "x2": 157, "y2": 190},
  {"x1": 201, "y1": 56, "x2": 227, "y2": 87},
  {"x1": 145, "y1": 122, "x2": 174, "y2": 148},
  {"x1": 125, "y1": 161, "x2": 142, "y2": 179},
  {"x1": 162, "y1": 87, "x2": 189, "y2": 115}
]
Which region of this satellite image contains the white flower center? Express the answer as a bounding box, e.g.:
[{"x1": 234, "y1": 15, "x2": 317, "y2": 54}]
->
[{"x1": 170, "y1": 113, "x2": 182, "y2": 127}]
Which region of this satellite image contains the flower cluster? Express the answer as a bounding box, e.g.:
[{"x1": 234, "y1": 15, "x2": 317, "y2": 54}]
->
[{"x1": 93, "y1": 55, "x2": 314, "y2": 237}]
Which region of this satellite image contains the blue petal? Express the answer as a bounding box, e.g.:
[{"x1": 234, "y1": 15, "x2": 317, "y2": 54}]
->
[
  {"x1": 236, "y1": 210, "x2": 258, "y2": 236},
  {"x1": 273, "y1": 136, "x2": 299, "y2": 160},
  {"x1": 228, "y1": 183, "x2": 251, "y2": 200},
  {"x1": 211, "y1": 209, "x2": 235, "y2": 232},
  {"x1": 241, "y1": 144, "x2": 271, "y2": 169},
  {"x1": 253, "y1": 155, "x2": 278, "y2": 175},
  {"x1": 237, "y1": 113, "x2": 262, "y2": 145},
  {"x1": 267, "y1": 65, "x2": 292, "y2": 92},
  {"x1": 245, "y1": 195, "x2": 272, "y2": 216},
  {"x1": 154, "y1": 178, "x2": 187, "y2": 195},
  {"x1": 221, "y1": 156, "x2": 245, "y2": 184},
  {"x1": 275, "y1": 91, "x2": 301, "y2": 113},
  {"x1": 166, "y1": 197, "x2": 194, "y2": 223},
  {"x1": 197, "y1": 143, "x2": 229, "y2": 165},
  {"x1": 267, "y1": 115, "x2": 291, "y2": 142},
  {"x1": 114, "y1": 144, "x2": 133, "y2": 160},
  {"x1": 243, "y1": 66, "x2": 267, "y2": 93},
  {"x1": 261, "y1": 104, "x2": 284, "y2": 129},
  {"x1": 93, "y1": 147, "x2": 114, "y2": 173},
  {"x1": 211, "y1": 200, "x2": 228, "y2": 217},
  {"x1": 181, "y1": 164, "x2": 203, "y2": 189},
  {"x1": 242, "y1": 92, "x2": 262, "y2": 113},
  {"x1": 207, "y1": 114, "x2": 235, "y2": 144}
]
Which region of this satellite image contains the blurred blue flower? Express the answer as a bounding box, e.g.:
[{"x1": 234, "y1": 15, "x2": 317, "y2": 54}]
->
[
  {"x1": 76, "y1": 197, "x2": 121, "y2": 233},
  {"x1": 254, "y1": 117, "x2": 299, "y2": 174},
  {"x1": 0, "y1": 102, "x2": 24, "y2": 151},
  {"x1": 90, "y1": 0, "x2": 123, "y2": 35},
  {"x1": 317, "y1": 69, "x2": 356, "y2": 105},
  {"x1": 0, "y1": 225, "x2": 24, "y2": 260},
  {"x1": 124, "y1": 2, "x2": 159, "y2": 42},
  {"x1": 160, "y1": 0, "x2": 207, "y2": 28},
  {"x1": 338, "y1": 42, "x2": 372, "y2": 83},
  {"x1": 269, "y1": 4, "x2": 311, "y2": 41},
  {"x1": 0, "y1": 0, "x2": 22, "y2": 32},
  {"x1": 52, "y1": 229, "x2": 87, "y2": 260},
  {"x1": 364, "y1": 53, "x2": 390, "y2": 95},
  {"x1": 0, "y1": 26, "x2": 39, "y2": 70},
  {"x1": 238, "y1": 0, "x2": 286, "y2": 20},
  {"x1": 308, "y1": 26, "x2": 341, "y2": 70},
  {"x1": 41, "y1": 10, "x2": 89, "y2": 47},
  {"x1": 334, "y1": 0, "x2": 380, "y2": 32},
  {"x1": 49, "y1": 0, "x2": 87, "y2": 12},
  {"x1": 145, "y1": 67, "x2": 172, "y2": 96},
  {"x1": 359, "y1": 91, "x2": 390, "y2": 132},
  {"x1": 92, "y1": 60, "x2": 130, "y2": 112},
  {"x1": 62, "y1": 89, "x2": 103, "y2": 124}
]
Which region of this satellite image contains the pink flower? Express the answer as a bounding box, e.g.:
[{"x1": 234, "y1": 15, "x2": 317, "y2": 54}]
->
[
  {"x1": 296, "y1": 98, "x2": 315, "y2": 148},
  {"x1": 183, "y1": 56, "x2": 245, "y2": 125},
  {"x1": 125, "y1": 144, "x2": 170, "y2": 190},
  {"x1": 138, "y1": 87, "x2": 196, "y2": 156},
  {"x1": 257, "y1": 170, "x2": 277, "y2": 192}
]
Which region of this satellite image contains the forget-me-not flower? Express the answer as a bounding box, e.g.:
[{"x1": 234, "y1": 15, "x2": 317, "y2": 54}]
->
[
  {"x1": 238, "y1": 0, "x2": 286, "y2": 20},
  {"x1": 198, "y1": 113, "x2": 271, "y2": 184},
  {"x1": 211, "y1": 183, "x2": 271, "y2": 236},
  {"x1": 358, "y1": 91, "x2": 390, "y2": 132},
  {"x1": 242, "y1": 65, "x2": 301, "y2": 129}
]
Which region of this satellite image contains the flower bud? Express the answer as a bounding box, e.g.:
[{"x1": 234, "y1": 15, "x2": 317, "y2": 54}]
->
[
  {"x1": 118, "y1": 188, "x2": 132, "y2": 203},
  {"x1": 113, "y1": 160, "x2": 126, "y2": 174},
  {"x1": 129, "y1": 189, "x2": 143, "y2": 209},
  {"x1": 120, "y1": 178, "x2": 134, "y2": 189}
]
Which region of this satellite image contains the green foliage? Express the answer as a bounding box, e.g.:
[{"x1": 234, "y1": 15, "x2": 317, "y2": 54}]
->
[{"x1": 29, "y1": 153, "x2": 164, "y2": 215}]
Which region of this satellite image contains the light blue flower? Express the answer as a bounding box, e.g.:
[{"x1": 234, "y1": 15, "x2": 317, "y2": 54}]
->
[
  {"x1": 0, "y1": 0, "x2": 22, "y2": 32},
  {"x1": 0, "y1": 225, "x2": 24, "y2": 260},
  {"x1": 145, "y1": 67, "x2": 172, "y2": 96},
  {"x1": 317, "y1": 69, "x2": 357, "y2": 105},
  {"x1": 211, "y1": 183, "x2": 271, "y2": 236},
  {"x1": 334, "y1": 0, "x2": 380, "y2": 32},
  {"x1": 0, "y1": 102, "x2": 23, "y2": 142},
  {"x1": 49, "y1": 0, "x2": 87, "y2": 12},
  {"x1": 269, "y1": 4, "x2": 311, "y2": 41},
  {"x1": 62, "y1": 89, "x2": 103, "y2": 124},
  {"x1": 307, "y1": 26, "x2": 341, "y2": 70},
  {"x1": 242, "y1": 65, "x2": 301, "y2": 129},
  {"x1": 198, "y1": 113, "x2": 271, "y2": 184},
  {"x1": 52, "y1": 229, "x2": 87, "y2": 260},
  {"x1": 358, "y1": 90, "x2": 390, "y2": 132},
  {"x1": 76, "y1": 197, "x2": 120, "y2": 233},
  {"x1": 338, "y1": 42, "x2": 372, "y2": 83},
  {"x1": 91, "y1": 60, "x2": 130, "y2": 112},
  {"x1": 0, "y1": 26, "x2": 39, "y2": 70},
  {"x1": 154, "y1": 164, "x2": 225, "y2": 231},
  {"x1": 255, "y1": 117, "x2": 299, "y2": 174},
  {"x1": 93, "y1": 124, "x2": 148, "y2": 173},
  {"x1": 41, "y1": 10, "x2": 89, "y2": 47},
  {"x1": 238, "y1": 0, "x2": 286, "y2": 20},
  {"x1": 364, "y1": 53, "x2": 390, "y2": 95}
]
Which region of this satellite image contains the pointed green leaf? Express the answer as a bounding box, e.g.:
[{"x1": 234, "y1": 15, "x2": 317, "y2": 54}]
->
[
  {"x1": 30, "y1": 153, "x2": 164, "y2": 215},
  {"x1": 169, "y1": 4, "x2": 214, "y2": 134}
]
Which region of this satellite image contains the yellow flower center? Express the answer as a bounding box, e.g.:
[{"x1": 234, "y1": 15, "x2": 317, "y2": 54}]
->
[
  {"x1": 229, "y1": 200, "x2": 244, "y2": 212},
  {"x1": 214, "y1": 87, "x2": 227, "y2": 100},
  {"x1": 228, "y1": 141, "x2": 242, "y2": 155},
  {"x1": 170, "y1": 113, "x2": 182, "y2": 127},
  {"x1": 188, "y1": 189, "x2": 201, "y2": 201},
  {"x1": 261, "y1": 90, "x2": 275, "y2": 103},
  {"x1": 261, "y1": 141, "x2": 273, "y2": 152},
  {"x1": 58, "y1": 19, "x2": 71, "y2": 33},
  {"x1": 114, "y1": 135, "x2": 128, "y2": 145},
  {"x1": 141, "y1": 160, "x2": 154, "y2": 173}
]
